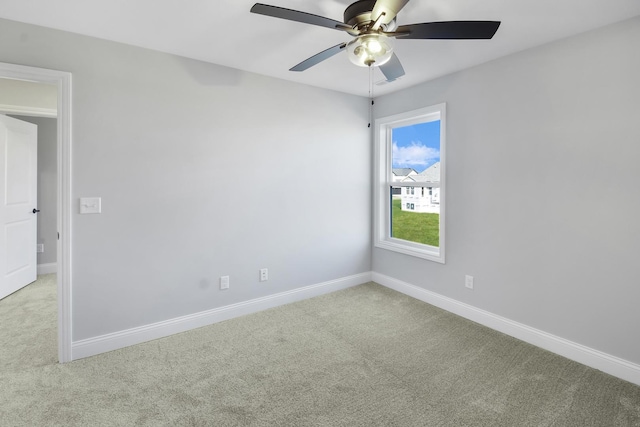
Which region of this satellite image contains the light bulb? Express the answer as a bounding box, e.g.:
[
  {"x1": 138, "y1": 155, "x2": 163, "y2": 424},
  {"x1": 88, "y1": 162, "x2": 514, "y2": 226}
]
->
[
  {"x1": 347, "y1": 34, "x2": 394, "y2": 68},
  {"x1": 366, "y1": 39, "x2": 383, "y2": 54}
]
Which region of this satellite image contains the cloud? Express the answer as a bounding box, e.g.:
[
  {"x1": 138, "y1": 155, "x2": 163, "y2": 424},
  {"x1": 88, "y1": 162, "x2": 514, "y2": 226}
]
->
[{"x1": 392, "y1": 141, "x2": 440, "y2": 168}]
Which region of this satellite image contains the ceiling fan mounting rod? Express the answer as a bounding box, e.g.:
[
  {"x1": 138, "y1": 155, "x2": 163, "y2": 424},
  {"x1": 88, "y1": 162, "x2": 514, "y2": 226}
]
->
[{"x1": 370, "y1": 11, "x2": 386, "y2": 31}]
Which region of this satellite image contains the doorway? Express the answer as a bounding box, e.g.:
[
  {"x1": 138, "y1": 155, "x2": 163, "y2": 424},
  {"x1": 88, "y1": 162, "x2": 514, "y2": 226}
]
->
[{"x1": 0, "y1": 62, "x2": 72, "y2": 363}]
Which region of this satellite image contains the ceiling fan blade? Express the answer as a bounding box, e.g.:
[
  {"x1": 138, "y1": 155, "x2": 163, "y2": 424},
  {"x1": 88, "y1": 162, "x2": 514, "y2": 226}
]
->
[
  {"x1": 250, "y1": 3, "x2": 351, "y2": 31},
  {"x1": 290, "y1": 43, "x2": 348, "y2": 72},
  {"x1": 379, "y1": 53, "x2": 405, "y2": 82},
  {"x1": 396, "y1": 21, "x2": 501, "y2": 39},
  {"x1": 371, "y1": 0, "x2": 410, "y2": 26}
]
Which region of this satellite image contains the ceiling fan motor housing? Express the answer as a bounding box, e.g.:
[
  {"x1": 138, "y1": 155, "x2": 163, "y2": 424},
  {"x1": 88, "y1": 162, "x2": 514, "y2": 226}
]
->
[{"x1": 344, "y1": 0, "x2": 397, "y2": 31}]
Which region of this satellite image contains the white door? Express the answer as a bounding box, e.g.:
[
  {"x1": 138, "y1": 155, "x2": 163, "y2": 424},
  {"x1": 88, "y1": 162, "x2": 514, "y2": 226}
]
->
[{"x1": 0, "y1": 114, "x2": 38, "y2": 300}]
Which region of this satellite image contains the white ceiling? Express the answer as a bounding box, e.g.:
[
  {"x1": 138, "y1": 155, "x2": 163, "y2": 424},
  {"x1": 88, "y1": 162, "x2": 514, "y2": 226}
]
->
[{"x1": 1, "y1": 0, "x2": 639, "y2": 97}]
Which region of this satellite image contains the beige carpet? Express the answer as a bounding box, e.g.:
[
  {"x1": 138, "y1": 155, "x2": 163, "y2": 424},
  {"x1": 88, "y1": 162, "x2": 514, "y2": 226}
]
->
[{"x1": 1, "y1": 275, "x2": 639, "y2": 426}]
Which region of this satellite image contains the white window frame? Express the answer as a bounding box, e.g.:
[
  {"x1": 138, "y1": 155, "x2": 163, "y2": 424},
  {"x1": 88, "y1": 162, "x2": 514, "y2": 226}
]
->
[{"x1": 374, "y1": 103, "x2": 446, "y2": 263}]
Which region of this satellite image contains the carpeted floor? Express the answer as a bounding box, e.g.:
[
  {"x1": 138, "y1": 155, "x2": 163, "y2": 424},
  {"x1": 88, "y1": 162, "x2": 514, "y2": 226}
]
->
[
  {"x1": 0, "y1": 273, "x2": 58, "y2": 371},
  {"x1": 1, "y1": 275, "x2": 639, "y2": 426}
]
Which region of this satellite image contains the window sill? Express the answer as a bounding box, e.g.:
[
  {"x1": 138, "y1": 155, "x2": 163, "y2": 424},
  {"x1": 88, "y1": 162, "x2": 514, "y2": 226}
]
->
[{"x1": 374, "y1": 239, "x2": 445, "y2": 264}]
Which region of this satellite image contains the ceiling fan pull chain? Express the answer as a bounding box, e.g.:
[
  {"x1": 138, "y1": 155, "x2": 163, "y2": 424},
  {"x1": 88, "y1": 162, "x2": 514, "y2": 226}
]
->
[{"x1": 368, "y1": 65, "x2": 374, "y2": 127}]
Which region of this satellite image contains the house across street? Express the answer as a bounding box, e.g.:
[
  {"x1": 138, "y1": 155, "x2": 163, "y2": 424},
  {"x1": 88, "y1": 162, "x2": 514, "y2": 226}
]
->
[{"x1": 392, "y1": 162, "x2": 440, "y2": 214}]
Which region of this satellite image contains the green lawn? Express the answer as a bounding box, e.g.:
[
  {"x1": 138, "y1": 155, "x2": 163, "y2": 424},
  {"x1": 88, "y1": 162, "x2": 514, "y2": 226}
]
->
[{"x1": 391, "y1": 198, "x2": 440, "y2": 247}]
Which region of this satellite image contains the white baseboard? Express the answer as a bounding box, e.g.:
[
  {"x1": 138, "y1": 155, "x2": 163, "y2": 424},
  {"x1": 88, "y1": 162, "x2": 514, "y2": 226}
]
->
[
  {"x1": 372, "y1": 272, "x2": 640, "y2": 387},
  {"x1": 71, "y1": 272, "x2": 372, "y2": 361},
  {"x1": 70, "y1": 269, "x2": 640, "y2": 386},
  {"x1": 37, "y1": 263, "x2": 57, "y2": 275}
]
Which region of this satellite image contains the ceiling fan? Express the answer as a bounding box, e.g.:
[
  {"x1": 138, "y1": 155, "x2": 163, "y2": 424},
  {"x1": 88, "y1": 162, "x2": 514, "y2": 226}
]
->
[{"x1": 250, "y1": 0, "x2": 501, "y2": 83}]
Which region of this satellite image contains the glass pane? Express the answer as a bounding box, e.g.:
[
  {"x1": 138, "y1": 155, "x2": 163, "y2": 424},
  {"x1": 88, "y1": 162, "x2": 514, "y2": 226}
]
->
[
  {"x1": 390, "y1": 120, "x2": 441, "y2": 247},
  {"x1": 390, "y1": 187, "x2": 440, "y2": 247}
]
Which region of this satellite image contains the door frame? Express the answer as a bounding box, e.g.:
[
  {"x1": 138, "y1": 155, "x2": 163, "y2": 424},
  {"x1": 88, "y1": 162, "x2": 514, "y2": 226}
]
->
[{"x1": 0, "y1": 62, "x2": 72, "y2": 363}]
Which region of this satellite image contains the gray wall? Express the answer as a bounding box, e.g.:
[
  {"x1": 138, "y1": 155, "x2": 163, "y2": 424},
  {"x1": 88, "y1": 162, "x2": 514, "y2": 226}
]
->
[
  {"x1": 0, "y1": 18, "x2": 371, "y2": 341},
  {"x1": 9, "y1": 115, "x2": 57, "y2": 265},
  {"x1": 373, "y1": 16, "x2": 640, "y2": 365}
]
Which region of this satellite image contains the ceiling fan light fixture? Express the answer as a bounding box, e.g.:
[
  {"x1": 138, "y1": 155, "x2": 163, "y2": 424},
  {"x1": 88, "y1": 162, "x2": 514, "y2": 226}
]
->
[
  {"x1": 347, "y1": 33, "x2": 394, "y2": 67},
  {"x1": 251, "y1": 1, "x2": 501, "y2": 82}
]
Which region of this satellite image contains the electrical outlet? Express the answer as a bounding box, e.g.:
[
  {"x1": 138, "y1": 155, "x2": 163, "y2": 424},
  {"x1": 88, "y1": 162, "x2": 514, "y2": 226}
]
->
[
  {"x1": 260, "y1": 268, "x2": 268, "y2": 282},
  {"x1": 37, "y1": 244, "x2": 44, "y2": 253},
  {"x1": 220, "y1": 275, "x2": 230, "y2": 290},
  {"x1": 465, "y1": 275, "x2": 474, "y2": 290}
]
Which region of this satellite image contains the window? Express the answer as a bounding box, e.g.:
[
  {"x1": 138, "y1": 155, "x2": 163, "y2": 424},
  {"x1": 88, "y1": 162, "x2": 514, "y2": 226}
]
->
[{"x1": 374, "y1": 103, "x2": 445, "y2": 263}]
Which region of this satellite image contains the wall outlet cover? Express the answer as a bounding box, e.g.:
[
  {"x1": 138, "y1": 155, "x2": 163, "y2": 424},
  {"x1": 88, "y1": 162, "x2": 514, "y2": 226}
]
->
[{"x1": 465, "y1": 275, "x2": 474, "y2": 290}]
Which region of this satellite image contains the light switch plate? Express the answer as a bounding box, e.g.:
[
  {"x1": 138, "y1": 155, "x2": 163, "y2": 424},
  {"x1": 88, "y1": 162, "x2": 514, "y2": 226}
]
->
[{"x1": 79, "y1": 197, "x2": 101, "y2": 214}]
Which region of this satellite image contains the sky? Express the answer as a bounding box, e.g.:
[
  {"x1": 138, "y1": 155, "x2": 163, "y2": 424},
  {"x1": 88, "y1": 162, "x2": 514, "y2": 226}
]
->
[{"x1": 392, "y1": 120, "x2": 440, "y2": 173}]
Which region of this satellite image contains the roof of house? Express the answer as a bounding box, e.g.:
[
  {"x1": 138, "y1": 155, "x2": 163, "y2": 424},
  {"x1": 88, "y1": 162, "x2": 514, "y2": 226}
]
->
[
  {"x1": 392, "y1": 168, "x2": 417, "y2": 176},
  {"x1": 407, "y1": 162, "x2": 440, "y2": 184}
]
